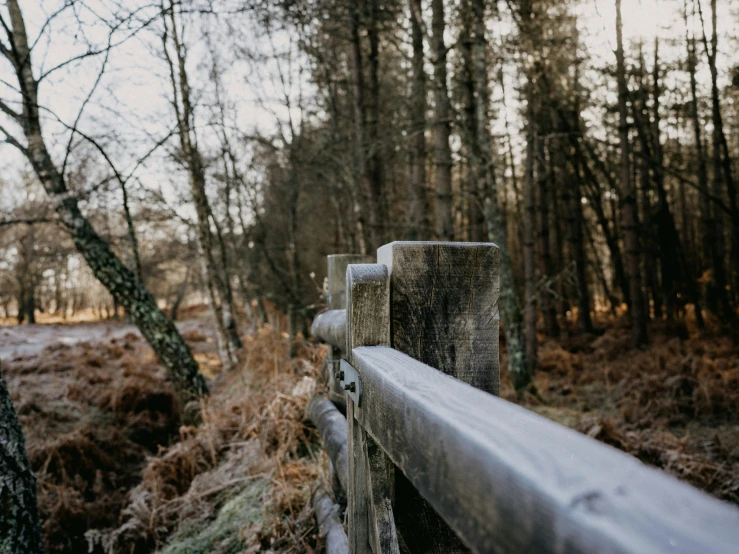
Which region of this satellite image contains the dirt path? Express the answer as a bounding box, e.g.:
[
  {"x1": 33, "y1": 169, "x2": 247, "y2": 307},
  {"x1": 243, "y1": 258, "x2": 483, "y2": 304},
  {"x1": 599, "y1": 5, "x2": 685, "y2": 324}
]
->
[{"x1": 0, "y1": 318, "x2": 217, "y2": 361}]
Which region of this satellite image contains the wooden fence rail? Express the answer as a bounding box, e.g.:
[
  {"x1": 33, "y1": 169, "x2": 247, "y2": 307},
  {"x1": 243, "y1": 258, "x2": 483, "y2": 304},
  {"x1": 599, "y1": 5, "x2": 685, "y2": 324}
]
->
[
  {"x1": 312, "y1": 309, "x2": 346, "y2": 352},
  {"x1": 308, "y1": 241, "x2": 739, "y2": 554}
]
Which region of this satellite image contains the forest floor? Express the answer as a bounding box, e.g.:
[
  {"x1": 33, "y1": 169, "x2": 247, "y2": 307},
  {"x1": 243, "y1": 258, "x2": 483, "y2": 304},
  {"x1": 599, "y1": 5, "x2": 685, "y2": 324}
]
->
[
  {"x1": 2, "y1": 310, "x2": 325, "y2": 554},
  {"x1": 501, "y1": 315, "x2": 739, "y2": 505},
  {"x1": 1, "y1": 310, "x2": 738, "y2": 553}
]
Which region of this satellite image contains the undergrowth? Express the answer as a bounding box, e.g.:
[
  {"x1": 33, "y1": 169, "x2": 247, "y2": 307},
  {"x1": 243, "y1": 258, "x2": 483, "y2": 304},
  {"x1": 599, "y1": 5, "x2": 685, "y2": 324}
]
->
[
  {"x1": 6, "y1": 320, "x2": 325, "y2": 554},
  {"x1": 501, "y1": 315, "x2": 739, "y2": 504},
  {"x1": 87, "y1": 328, "x2": 324, "y2": 554},
  {"x1": 6, "y1": 311, "x2": 739, "y2": 553},
  {"x1": 7, "y1": 331, "x2": 181, "y2": 554}
]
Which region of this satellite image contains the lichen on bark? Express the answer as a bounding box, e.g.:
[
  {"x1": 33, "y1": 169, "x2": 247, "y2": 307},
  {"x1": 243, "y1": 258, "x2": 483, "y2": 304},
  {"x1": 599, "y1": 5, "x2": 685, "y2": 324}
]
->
[{"x1": 0, "y1": 365, "x2": 44, "y2": 554}]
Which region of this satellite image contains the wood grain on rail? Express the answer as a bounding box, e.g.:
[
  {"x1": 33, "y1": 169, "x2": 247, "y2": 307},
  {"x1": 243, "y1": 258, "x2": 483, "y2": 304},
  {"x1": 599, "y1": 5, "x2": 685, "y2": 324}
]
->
[{"x1": 353, "y1": 345, "x2": 739, "y2": 554}]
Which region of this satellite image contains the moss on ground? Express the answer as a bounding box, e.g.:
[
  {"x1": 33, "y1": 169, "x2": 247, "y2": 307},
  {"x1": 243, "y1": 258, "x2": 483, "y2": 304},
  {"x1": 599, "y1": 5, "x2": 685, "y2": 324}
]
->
[{"x1": 160, "y1": 479, "x2": 267, "y2": 554}]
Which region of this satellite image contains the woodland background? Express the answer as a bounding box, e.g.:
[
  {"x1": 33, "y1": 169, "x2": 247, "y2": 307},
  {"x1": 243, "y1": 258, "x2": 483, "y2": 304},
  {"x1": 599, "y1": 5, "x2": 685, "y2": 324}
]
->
[{"x1": 1, "y1": 0, "x2": 739, "y2": 552}]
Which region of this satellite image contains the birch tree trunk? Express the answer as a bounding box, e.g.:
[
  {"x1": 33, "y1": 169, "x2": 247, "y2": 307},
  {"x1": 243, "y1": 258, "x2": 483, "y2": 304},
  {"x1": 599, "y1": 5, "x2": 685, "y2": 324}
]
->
[
  {"x1": 0, "y1": 365, "x2": 44, "y2": 554},
  {"x1": 4, "y1": 0, "x2": 206, "y2": 403},
  {"x1": 469, "y1": 0, "x2": 531, "y2": 388},
  {"x1": 164, "y1": 1, "x2": 242, "y2": 369}
]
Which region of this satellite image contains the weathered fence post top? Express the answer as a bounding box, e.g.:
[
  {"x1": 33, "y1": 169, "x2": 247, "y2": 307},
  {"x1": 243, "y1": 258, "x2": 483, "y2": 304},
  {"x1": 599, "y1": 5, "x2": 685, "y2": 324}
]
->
[{"x1": 377, "y1": 241, "x2": 501, "y2": 395}]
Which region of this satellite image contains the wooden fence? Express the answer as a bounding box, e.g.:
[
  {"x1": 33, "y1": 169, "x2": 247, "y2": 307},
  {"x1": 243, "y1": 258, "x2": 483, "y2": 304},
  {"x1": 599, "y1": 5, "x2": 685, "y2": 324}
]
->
[{"x1": 308, "y1": 241, "x2": 739, "y2": 554}]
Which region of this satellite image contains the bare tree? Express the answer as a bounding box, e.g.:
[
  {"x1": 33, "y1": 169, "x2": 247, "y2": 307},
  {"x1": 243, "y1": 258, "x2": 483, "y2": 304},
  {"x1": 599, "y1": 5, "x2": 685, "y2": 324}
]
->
[
  {"x1": 161, "y1": 0, "x2": 242, "y2": 369},
  {"x1": 0, "y1": 0, "x2": 206, "y2": 402}
]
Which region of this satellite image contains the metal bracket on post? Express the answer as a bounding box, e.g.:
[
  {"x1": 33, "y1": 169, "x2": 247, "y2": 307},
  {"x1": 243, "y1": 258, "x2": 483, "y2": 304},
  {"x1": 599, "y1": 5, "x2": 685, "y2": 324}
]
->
[{"x1": 339, "y1": 359, "x2": 362, "y2": 406}]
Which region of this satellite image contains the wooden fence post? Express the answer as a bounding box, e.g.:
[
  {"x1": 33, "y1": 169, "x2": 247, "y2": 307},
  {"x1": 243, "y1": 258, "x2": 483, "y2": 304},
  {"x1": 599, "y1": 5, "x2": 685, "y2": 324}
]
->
[
  {"x1": 325, "y1": 254, "x2": 373, "y2": 407},
  {"x1": 328, "y1": 255, "x2": 373, "y2": 310},
  {"x1": 376, "y1": 241, "x2": 500, "y2": 552},
  {"x1": 345, "y1": 263, "x2": 398, "y2": 554},
  {"x1": 376, "y1": 241, "x2": 500, "y2": 394}
]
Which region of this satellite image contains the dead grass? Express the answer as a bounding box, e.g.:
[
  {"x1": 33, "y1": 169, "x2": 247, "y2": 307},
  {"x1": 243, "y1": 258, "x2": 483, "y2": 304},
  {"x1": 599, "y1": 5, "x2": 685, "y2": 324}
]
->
[
  {"x1": 7, "y1": 317, "x2": 325, "y2": 554},
  {"x1": 12, "y1": 308, "x2": 738, "y2": 553},
  {"x1": 5, "y1": 329, "x2": 182, "y2": 554},
  {"x1": 90, "y1": 328, "x2": 324, "y2": 554},
  {"x1": 501, "y1": 315, "x2": 739, "y2": 505}
]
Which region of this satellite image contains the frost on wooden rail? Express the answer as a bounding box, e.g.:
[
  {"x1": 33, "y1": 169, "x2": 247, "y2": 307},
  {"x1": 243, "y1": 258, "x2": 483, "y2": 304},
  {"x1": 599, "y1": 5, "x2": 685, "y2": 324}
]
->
[{"x1": 352, "y1": 345, "x2": 739, "y2": 554}]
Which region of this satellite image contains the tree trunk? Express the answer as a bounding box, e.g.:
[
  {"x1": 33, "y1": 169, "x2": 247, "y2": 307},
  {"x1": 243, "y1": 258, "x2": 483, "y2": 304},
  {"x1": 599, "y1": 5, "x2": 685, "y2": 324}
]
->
[
  {"x1": 648, "y1": 49, "x2": 671, "y2": 320},
  {"x1": 699, "y1": 0, "x2": 737, "y2": 320},
  {"x1": 468, "y1": 0, "x2": 531, "y2": 389},
  {"x1": 0, "y1": 365, "x2": 44, "y2": 554},
  {"x1": 556, "y1": 73, "x2": 595, "y2": 332},
  {"x1": 500, "y1": 73, "x2": 525, "y2": 253},
  {"x1": 25, "y1": 276, "x2": 36, "y2": 325},
  {"x1": 407, "y1": 0, "x2": 429, "y2": 240},
  {"x1": 212, "y1": 214, "x2": 243, "y2": 350},
  {"x1": 578, "y1": 140, "x2": 631, "y2": 306},
  {"x1": 570, "y1": 154, "x2": 595, "y2": 332},
  {"x1": 458, "y1": 13, "x2": 483, "y2": 242},
  {"x1": 535, "y1": 130, "x2": 559, "y2": 337},
  {"x1": 686, "y1": 4, "x2": 715, "y2": 312},
  {"x1": 348, "y1": 0, "x2": 373, "y2": 252},
  {"x1": 164, "y1": 1, "x2": 242, "y2": 369},
  {"x1": 121, "y1": 180, "x2": 143, "y2": 282},
  {"x1": 54, "y1": 267, "x2": 64, "y2": 317},
  {"x1": 366, "y1": 0, "x2": 385, "y2": 249},
  {"x1": 638, "y1": 139, "x2": 662, "y2": 320},
  {"x1": 550, "y1": 150, "x2": 568, "y2": 320},
  {"x1": 430, "y1": 0, "x2": 454, "y2": 240},
  {"x1": 170, "y1": 267, "x2": 190, "y2": 322},
  {"x1": 616, "y1": 0, "x2": 648, "y2": 347},
  {"x1": 523, "y1": 87, "x2": 538, "y2": 374},
  {"x1": 5, "y1": 0, "x2": 206, "y2": 404},
  {"x1": 650, "y1": 38, "x2": 704, "y2": 328},
  {"x1": 632, "y1": 49, "x2": 663, "y2": 320}
]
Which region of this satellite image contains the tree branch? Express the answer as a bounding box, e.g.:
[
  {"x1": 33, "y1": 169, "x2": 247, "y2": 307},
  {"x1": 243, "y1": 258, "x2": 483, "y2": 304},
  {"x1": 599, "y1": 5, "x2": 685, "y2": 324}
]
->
[
  {"x1": 0, "y1": 122, "x2": 28, "y2": 155},
  {"x1": 0, "y1": 217, "x2": 54, "y2": 227},
  {"x1": 0, "y1": 40, "x2": 12, "y2": 64},
  {"x1": 0, "y1": 97, "x2": 22, "y2": 123},
  {"x1": 28, "y1": 3, "x2": 75, "y2": 54},
  {"x1": 61, "y1": 42, "x2": 112, "y2": 177},
  {"x1": 37, "y1": 7, "x2": 160, "y2": 82},
  {"x1": 0, "y1": 11, "x2": 20, "y2": 71}
]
